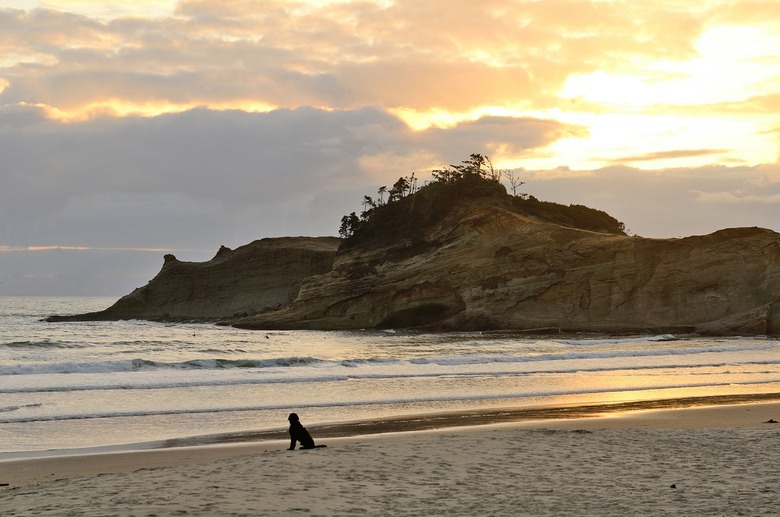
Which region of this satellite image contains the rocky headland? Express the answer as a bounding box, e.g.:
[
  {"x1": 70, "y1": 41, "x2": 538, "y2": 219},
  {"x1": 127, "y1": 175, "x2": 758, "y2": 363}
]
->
[
  {"x1": 46, "y1": 236, "x2": 340, "y2": 322},
  {"x1": 48, "y1": 163, "x2": 780, "y2": 335}
]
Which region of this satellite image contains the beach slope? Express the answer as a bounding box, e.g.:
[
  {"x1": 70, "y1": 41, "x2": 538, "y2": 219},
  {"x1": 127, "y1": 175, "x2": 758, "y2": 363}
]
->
[{"x1": 2, "y1": 402, "x2": 779, "y2": 516}]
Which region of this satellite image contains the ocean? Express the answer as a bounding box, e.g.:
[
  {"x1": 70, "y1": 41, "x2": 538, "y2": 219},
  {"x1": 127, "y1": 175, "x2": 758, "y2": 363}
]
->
[{"x1": 2, "y1": 296, "x2": 780, "y2": 458}]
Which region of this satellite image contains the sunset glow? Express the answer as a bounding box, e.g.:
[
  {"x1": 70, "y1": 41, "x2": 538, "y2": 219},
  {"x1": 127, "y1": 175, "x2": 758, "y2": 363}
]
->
[
  {"x1": 1, "y1": 0, "x2": 779, "y2": 294},
  {"x1": 3, "y1": 1, "x2": 778, "y2": 169}
]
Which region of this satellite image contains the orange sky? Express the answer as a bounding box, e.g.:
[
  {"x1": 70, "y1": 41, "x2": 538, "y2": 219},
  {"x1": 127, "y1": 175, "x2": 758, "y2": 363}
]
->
[
  {"x1": 1, "y1": 0, "x2": 779, "y2": 294},
  {"x1": 3, "y1": 0, "x2": 779, "y2": 168}
]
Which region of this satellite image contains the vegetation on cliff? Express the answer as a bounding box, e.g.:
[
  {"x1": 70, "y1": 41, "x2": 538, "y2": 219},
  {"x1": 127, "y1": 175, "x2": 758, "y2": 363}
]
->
[
  {"x1": 46, "y1": 152, "x2": 779, "y2": 335},
  {"x1": 339, "y1": 154, "x2": 625, "y2": 248}
]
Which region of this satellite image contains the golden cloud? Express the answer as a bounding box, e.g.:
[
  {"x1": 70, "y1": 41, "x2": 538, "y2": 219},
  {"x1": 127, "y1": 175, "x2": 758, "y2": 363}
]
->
[
  {"x1": 0, "y1": 0, "x2": 733, "y2": 115},
  {"x1": 0, "y1": 0, "x2": 777, "y2": 169},
  {"x1": 610, "y1": 149, "x2": 730, "y2": 164}
]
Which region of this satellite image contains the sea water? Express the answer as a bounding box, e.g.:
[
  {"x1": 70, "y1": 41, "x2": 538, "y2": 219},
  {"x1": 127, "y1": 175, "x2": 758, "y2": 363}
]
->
[{"x1": 2, "y1": 296, "x2": 780, "y2": 457}]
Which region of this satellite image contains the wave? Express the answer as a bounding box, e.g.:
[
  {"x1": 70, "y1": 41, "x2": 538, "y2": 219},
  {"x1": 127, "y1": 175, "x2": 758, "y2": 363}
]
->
[
  {"x1": 1, "y1": 341, "x2": 777, "y2": 378},
  {"x1": 0, "y1": 340, "x2": 90, "y2": 349},
  {"x1": 554, "y1": 334, "x2": 681, "y2": 345},
  {"x1": 4, "y1": 378, "x2": 780, "y2": 425},
  {"x1": 3, "y1": 359, "x2": 780, "y2": 395},
  {"x1": 0, "y1": 356, "x2": 325, "y2": 376},
  {"x1": 405, "y1": 343, "x2": 779, "y2": 366},
  {"x1": 134, "y1": 356, "x2": 323, "y2": 370},
  {"x1": 0, "y1": 403, "x2": 42, "y2": 414}
]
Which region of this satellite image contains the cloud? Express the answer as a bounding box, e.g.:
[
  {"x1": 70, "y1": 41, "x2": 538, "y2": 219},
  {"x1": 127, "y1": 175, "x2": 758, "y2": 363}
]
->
[
  {"x1": 714, "y1": 0, "x2": 780, "y2": 26},
  {"x1": 0, "y1": 247, "x2": 169, "y2": 296},
  {"x1": 521, "y1": 163, "x2": 780, "y2": 237},
  {"x1": 2, "y1": 100, "x2": 776, "y2": 250},
  {"x1": 0, "y1": 100, "x2": 586, "y2": 295},
  {"x1": 0, "y1": 0, "x2": 722, "y2": 116},
  {"x1": 1, "y1": 1, "x2": 779, "y2": 295},
  {"x1": 692, "y1": 191, "x2": 780, "y2": 204},
  {"x1": 2, "y1": 1, "x2": 777, "y2": 168},
  {"x1": 39, "y1": 0, "x2": 177, "y2": 19},
  {"x1": 418, "y1": 115, "x2": 587, "y2": 157},
  {"x1": 0, "y1": 103, "x2": 577, "y2": 247},
  {"x1": 610, "y1": 149, "x2": 729, "y2": 164}
]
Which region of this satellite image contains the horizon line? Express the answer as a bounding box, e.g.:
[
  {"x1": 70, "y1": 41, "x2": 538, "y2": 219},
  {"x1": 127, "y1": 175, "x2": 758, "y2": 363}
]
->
[{"x1": 0, "y1": 246, "x2": 213, "y2": 253}]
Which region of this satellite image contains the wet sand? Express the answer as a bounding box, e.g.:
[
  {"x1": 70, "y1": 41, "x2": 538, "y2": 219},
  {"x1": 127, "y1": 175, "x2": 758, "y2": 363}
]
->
[{"x1": 2, "y1": 395, "x2": 779, "y2": 515}]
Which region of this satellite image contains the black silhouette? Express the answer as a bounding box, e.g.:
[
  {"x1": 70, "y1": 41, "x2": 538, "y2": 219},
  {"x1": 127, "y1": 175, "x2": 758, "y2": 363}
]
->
[{"x1": 287, "y1": 413, "x2": 325, "y2": 450}]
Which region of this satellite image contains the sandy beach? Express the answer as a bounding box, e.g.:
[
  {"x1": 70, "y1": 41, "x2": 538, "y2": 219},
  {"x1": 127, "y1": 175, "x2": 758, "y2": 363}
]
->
[{"x1": 2, "y1": 397, "x2": 780, "y2": 516}]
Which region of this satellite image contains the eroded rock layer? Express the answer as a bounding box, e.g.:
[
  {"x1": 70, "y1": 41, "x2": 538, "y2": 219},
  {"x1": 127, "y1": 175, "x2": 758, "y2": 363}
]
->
[
  {"x1": 47, "y1": 237, "x2": 340, "y2": 322},
  {"x1": 233, "y1": 203, "x2": 780, "y2": 335},
  {"x1": 48, "y1": 201, "x2": 780, "y2": 335}
]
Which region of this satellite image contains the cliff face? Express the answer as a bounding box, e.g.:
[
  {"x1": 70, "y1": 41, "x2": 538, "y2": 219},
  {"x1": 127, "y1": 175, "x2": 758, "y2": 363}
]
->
[
  {"x1": 47, "y1": 237, "x2": 340, "y2": 322},
  {"x1": 232, "y1": 202, "x2": 780, "y2": 335},
  {"x1": 47, "y1": 195, "x2": 780, "y2": 334}
]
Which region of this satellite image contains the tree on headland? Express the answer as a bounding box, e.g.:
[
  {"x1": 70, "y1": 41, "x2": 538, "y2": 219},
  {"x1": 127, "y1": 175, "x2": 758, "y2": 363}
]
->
[
  {"x1": 505, "y1": 168, "x2": 526, "y2": 197},
  {"x1": 338, "y1": 153, "x2": 625, "y2": 245},
  {"x1": 362, "y1": 195, "x2": 376, "y2": 214},
  {"x1": 338, "y1": 211, "x2": 361, "y2": 239},
  {"x1": 388, "y1": 176, "x2": 410, "y2": 202},
  {"x1": 338, "y1": 153, "x2": 519, "y2": 245},
  {"x1": 432, "y1": 153, "x2": 503, "y2": 184}
]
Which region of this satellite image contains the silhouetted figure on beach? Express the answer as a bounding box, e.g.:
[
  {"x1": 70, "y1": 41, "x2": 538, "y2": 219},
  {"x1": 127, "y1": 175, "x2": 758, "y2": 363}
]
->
[{"x1": 287, "y1": 413, "x2": 325, "y2": 450}]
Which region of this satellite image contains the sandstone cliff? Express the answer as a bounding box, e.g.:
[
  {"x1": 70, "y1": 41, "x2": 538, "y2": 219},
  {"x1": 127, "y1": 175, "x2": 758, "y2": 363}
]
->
[
  {"x1": 232, "y1": 202, "x2": 780, "y2": 334},
  {"x1": 47, "y1": 180, "x2": 780, "y2": 334},
  {"x1": 47, "y1": 236, "x2": 340, "y2": 322}
]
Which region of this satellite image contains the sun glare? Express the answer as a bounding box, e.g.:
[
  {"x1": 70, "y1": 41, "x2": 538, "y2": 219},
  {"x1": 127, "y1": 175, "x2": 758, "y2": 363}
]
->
[
  {"x1": 5, "y1": 2, "x2": 778, "y2": 172},
  {"x1": 546, "y1": 23, "x2": 780, "y2": 169},
  {"x1": 520, "y1": 111, "x2": 779, "y2": 170},
  {"x1": 562, "y1": 25, "x2": 780, "y2": 108}
]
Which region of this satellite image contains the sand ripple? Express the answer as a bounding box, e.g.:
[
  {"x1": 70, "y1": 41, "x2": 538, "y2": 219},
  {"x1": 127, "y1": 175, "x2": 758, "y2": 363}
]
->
[{"x1": 2, "y1": 425, "x2": 779, "y2": 516}]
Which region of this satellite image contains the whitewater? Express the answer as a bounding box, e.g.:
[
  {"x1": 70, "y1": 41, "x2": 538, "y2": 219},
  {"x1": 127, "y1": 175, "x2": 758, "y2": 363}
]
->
[{"x1": 2, "y1": 296, "x2": 780, "y2": 457}]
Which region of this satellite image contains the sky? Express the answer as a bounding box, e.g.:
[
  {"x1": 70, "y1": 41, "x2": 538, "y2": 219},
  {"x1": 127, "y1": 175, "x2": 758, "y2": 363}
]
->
[{"x1": 1, "y1": 0, "x2": 779, "y2": 296}]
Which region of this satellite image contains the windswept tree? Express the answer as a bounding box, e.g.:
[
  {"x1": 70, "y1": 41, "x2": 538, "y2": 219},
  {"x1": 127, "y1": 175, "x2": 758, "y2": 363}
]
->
[
  {"x1": 362, "y1": 195, "x2": 376, "y2": 218},
  {"x1": 338, "y1": 212, "x2": 361, "y2": 239},
  {"x1": 339, "y1": 153, "x2": 542, "y2": 241},
  {"x1": 408, "y1": 172, "x2": 418, "y2": 194},
  {"x1": 505, "y1": 168, "x2": 526, "y2": 197},
  {"x1": 338, "y1": 152, "x2": 625, "y2": 243},
  {"x1": 431, "y1": 165, "x2": 461, "y2": 183},
  {"x1": 388, "y1": 175, "x2": 413, "y2": 202},
  {"x1": 432, "y1": 153, "x2": 502, "y2": 184}
]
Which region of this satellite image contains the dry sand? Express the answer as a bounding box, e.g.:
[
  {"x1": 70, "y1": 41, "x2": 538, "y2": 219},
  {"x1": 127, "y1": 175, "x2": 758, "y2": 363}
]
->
[{"x1": 2, "y1": 399, "x2": 779, "y2": 516}]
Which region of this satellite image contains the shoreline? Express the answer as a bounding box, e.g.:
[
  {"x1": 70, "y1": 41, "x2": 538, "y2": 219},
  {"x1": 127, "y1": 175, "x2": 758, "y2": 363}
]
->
[
  {"x1": 2, "y1": 393, "x2": 779, "y2": 488},
  {"x1": 139, "y1": 391, "x2": 780, "y2": 448},
  {"x1": 6, "y1": 391, "x2": 780, "y2": 461},
  {"x1": 2, "y1": 397, "x2": 779, "y2": 515}
]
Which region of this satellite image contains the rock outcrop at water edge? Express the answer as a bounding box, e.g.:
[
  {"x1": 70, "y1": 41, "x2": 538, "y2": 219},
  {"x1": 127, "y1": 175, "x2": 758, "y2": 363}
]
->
[
  {"x1": 46, "y1": 236, "x2": 340, "y2": 322},
  {"x1": 47, "y1": 178, "x2": 780, "y2": 335},
  {"x1": 232, "y1": 205, "x2": 780, "y2": 335}
]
